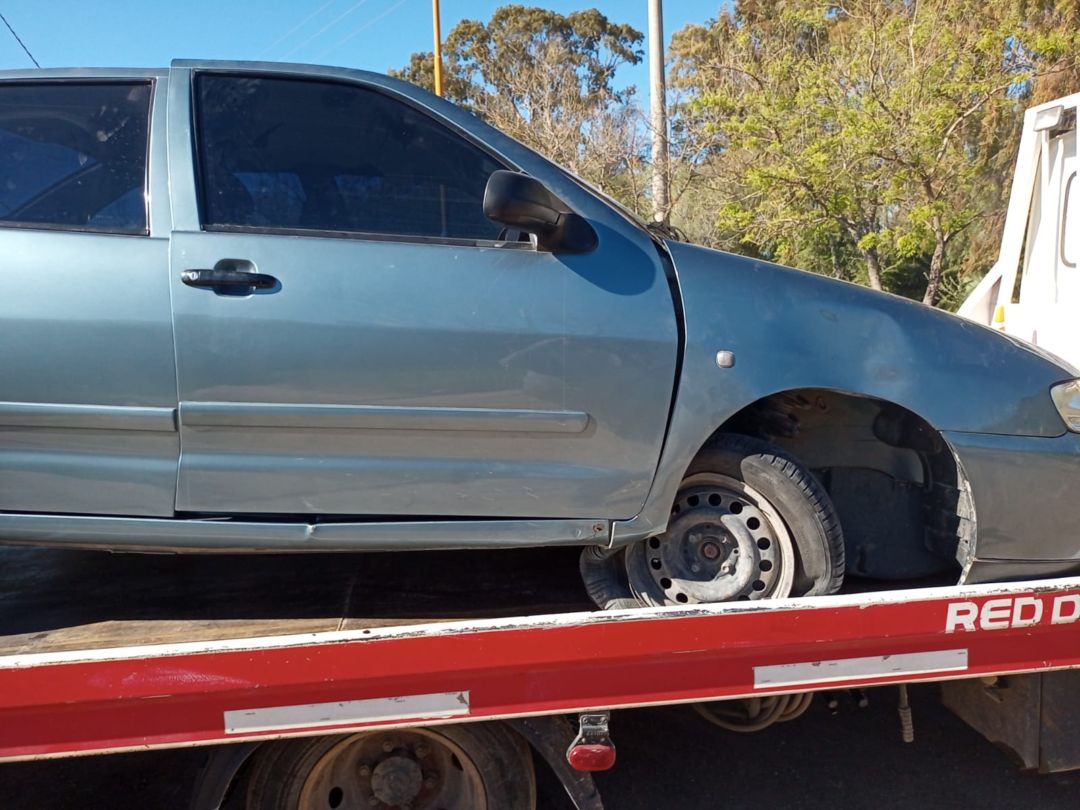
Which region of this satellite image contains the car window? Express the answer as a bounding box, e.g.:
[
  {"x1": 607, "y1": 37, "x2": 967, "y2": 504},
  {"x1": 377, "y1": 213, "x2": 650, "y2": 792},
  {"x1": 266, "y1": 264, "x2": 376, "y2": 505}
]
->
[
  {"x1": 0, "y1": 81, "x2": 151, "y2": 234},
  {"x1": 194, "y1": 74, "x2": 505, "y2": 241},
  {"x1": 234, "y1": 171, "x2": 306, "y2": 227}
]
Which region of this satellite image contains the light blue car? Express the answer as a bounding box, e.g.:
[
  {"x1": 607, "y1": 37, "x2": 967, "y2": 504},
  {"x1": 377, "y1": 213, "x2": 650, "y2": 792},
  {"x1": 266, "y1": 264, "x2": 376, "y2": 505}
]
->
[{"x1": 2, "y1": 61, "x2": 1079, "y2": 608}]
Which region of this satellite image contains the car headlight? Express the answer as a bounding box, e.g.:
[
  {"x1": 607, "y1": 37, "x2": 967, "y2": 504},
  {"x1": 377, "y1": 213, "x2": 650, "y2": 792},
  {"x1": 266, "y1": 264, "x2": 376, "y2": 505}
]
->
[{"x1": 1051, "y1": 380, "x2": 1080, "y2": 432}]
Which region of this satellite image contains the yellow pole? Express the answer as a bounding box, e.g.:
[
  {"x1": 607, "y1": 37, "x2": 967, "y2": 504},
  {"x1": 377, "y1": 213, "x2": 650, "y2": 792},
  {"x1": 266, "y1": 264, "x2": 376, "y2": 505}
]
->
[{"x1": 432, "y1": 0, "x2": 444, "y2": 97}]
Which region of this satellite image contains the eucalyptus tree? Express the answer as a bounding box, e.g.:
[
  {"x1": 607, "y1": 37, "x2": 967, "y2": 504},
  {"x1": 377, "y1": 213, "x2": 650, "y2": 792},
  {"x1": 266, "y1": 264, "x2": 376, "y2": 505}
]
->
[
  {"x1": 393, "y1": 6, "x2": 647, "y2": 198},
  {"x1": 669, "y1": 0, "x2": 1079, "y2": 305}
]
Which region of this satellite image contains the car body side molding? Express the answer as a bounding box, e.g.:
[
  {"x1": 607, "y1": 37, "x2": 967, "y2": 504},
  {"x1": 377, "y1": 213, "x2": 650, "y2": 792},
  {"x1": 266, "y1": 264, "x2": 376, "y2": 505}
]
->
[
  {"x1": 0, "y1": 403, "x2": 177, "y2": 432},
  {"x1": 180, "y1": 402, "x2": 590, "y2": 433}
]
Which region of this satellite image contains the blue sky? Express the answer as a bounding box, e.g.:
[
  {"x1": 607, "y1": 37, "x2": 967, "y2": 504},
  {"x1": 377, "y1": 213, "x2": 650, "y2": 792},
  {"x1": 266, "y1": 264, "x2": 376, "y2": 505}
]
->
[{"x1": 0, "y1": 1, "x2": 725, "y2": 93}]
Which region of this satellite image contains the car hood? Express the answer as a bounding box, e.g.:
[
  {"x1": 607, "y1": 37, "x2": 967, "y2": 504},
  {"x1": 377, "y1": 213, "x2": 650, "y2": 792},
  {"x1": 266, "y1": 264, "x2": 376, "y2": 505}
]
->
[{"x1": 664, "y1": 241, "x2": 1074, "y2": 437}]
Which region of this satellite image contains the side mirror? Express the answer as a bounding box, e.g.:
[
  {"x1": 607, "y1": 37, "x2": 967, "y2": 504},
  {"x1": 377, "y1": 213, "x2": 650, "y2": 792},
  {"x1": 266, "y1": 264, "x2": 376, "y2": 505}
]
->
[{"x1": 483, "y1": 170, "x2": 598, "y2": 253}]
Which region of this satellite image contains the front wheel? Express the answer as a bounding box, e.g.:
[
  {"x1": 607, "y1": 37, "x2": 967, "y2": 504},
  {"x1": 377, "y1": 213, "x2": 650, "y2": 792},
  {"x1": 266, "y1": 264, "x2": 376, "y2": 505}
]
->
[{"x1": 582, "y1": 433, "x2": 844, "y2": 608}]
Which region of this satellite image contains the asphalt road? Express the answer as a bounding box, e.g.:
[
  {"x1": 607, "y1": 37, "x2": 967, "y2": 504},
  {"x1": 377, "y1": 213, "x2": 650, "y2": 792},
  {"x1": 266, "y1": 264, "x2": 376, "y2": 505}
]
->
[{"x1": 1, "y1": 685, "x2": 1078, "y2": 809}]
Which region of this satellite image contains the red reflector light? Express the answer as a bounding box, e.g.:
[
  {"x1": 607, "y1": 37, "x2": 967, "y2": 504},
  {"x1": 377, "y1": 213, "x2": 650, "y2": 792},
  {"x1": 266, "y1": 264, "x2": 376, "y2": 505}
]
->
[{"x1": 567, "y1": 742, "x2": 617, "y2": 771}]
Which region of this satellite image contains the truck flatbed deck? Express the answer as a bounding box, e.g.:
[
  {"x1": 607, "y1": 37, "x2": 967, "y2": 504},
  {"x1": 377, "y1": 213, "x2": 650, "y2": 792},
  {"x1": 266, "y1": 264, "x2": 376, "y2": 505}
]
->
[
  {"x1": 0, "y1": 546, "x2": 593, "y2": 656},
  {"x1": 1, "y1": 544, "x2": 1079, "y2": 767}
]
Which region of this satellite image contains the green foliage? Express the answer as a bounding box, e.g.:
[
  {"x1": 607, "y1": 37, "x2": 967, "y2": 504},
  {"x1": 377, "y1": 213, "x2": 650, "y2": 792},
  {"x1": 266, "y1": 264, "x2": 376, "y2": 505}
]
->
[
  {"x1": 391, "y1": 6, "x2": 647, "y2": 191},
  {"x1": 391, "y1": 2, "x2": 1080, "y2": 308},
  {"x1": 669, "y1": 0, "x2": 1080, "y2": 305}
]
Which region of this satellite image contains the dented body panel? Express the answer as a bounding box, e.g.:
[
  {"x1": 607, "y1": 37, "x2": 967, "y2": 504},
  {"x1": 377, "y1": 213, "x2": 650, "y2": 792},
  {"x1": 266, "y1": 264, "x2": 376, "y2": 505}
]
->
[{"x1": 613, "y1": 243, "x2": 1077, "y2": 566}]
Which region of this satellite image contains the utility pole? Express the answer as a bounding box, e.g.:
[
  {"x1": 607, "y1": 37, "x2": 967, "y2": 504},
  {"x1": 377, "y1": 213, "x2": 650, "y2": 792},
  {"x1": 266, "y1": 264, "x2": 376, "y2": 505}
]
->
[
  {"x1": 648, "y1": 0, "x2": 669, "y2": 224},
  {"x1": 432, "y1": 0, "x2": 444, "y2": 97}
]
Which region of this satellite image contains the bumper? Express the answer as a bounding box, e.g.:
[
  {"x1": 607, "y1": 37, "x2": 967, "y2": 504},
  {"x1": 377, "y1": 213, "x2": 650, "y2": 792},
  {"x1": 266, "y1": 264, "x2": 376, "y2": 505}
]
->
[
  {"x1": 945, "y1": 429, "x2": 1080, "y2": 567},
  {"x1": 964, "y1": 556, "x2": 1080, "y2": 584}
]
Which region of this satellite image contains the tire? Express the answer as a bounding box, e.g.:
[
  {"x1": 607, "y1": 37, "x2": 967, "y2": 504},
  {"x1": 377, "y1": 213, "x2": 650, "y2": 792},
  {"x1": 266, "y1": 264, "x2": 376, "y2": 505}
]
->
[
  {"x1": 243, "y1": 722, "x2": 536, "y2": 810},
  {"x1": 583, "y1": 433, "x2": 844, "y2": 608}
]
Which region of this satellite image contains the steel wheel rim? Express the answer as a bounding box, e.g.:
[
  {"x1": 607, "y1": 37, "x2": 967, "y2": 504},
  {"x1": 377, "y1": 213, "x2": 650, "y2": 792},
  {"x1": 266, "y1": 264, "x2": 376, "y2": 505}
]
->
[
  {"x1": 626, "y1": 473, "x2": 796, "y2": 605},
  {"x1": 297, "y1": 728, "x2": 486, "y2": 810}
]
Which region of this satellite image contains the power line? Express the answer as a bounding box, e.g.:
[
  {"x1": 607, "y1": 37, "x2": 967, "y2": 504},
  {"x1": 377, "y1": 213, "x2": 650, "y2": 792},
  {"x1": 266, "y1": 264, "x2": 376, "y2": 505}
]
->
[
  {"x1": 259, "y1": 0, "x2": 338, "y2": 58},
  {"x1": 281, "y1": 0, "x2": 373, "y2": 60},
  {"x1": 319, "y1": 0, "x2": 410, "y2": 59},
  {"x1": 0, "y1": 10, "x2": 40, "y2": 68}
]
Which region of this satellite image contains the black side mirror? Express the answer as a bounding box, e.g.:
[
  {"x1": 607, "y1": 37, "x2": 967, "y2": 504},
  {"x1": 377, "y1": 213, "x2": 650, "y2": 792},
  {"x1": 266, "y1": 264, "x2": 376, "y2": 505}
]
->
[{"x1": 483, "y1": 170, "x2": 598, "y2": 253}]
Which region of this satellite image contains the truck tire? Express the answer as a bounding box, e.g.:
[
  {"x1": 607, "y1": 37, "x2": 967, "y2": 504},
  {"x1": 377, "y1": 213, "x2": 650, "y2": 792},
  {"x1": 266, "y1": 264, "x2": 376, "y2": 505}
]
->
[
  {"x1": 243, "y1": 722, "x2": 536, "y2": 810},
  {"x1": 583, "y1": 433, "x2": 844, "y2": 608}
]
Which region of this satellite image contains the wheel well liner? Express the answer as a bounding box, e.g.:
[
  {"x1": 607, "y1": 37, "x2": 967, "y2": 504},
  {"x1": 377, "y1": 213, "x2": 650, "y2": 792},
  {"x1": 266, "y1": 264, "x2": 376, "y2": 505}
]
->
[{"x1": 702, "y1": 388, "x2": 975, "y2": 579}]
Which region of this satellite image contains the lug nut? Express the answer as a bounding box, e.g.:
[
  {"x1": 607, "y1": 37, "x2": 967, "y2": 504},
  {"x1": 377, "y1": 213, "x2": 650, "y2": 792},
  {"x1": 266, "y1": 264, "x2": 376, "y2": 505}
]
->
[
  {"x1": 423, "y1": 772, "x2": 439, "y2": 788},
  {"x1": 414, "y1": 743, "x2": 430, "y2": 758},
  {"x1": 358, "y1": 764, "x2": 372, "y2": 778},
  {"x1": 381, "y1": 739, "x2": 395, "y2": 753}
]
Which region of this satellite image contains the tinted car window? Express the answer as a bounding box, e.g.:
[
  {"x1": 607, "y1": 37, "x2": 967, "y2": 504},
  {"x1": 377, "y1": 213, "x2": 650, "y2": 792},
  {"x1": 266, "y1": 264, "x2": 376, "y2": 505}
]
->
[
  {"x1": 0, "y1": 82, "x2": 151, "y2": 234},
  {"x1": 195, "y1": 75, "x2": 504, "y2": 241}
]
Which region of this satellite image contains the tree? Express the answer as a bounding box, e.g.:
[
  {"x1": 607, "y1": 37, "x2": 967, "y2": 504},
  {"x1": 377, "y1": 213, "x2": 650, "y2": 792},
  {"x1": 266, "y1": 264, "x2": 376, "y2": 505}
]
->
[
  {"x1": 392, "y1": 6, "x2": 648, "y2": 198},
  {"x1": 669, "y1": 0, "x2": 1080, "y2": 305},
  {"x1": 831, "y1": 0, "x2": 1077, "y2": 305},
  {"x1": 1021, "y1": 0, "x2": 1080, "y2": 101},
  {"x1": 669, "y1": 4, "x2": 893, "y2": 290}
]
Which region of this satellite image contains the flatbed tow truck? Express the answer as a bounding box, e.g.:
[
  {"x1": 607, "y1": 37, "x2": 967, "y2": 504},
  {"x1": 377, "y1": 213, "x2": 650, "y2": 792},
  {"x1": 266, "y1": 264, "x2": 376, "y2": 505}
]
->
[
  {"x1": 2, "y1": 544, "x2": 1080, "y2": 809},
  {"x1": 1, "y1": 90, "x2": 1078, "y2": 810}
]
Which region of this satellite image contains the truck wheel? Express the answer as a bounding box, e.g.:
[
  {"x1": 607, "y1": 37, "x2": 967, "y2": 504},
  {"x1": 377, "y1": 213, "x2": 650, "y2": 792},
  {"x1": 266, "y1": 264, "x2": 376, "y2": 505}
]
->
[
  {"x1": 582, "y1": 433, "x2": 844, "y2": 608},
  {"x1": 243, "y1": 722, "x2": 536, "y2": 810}
]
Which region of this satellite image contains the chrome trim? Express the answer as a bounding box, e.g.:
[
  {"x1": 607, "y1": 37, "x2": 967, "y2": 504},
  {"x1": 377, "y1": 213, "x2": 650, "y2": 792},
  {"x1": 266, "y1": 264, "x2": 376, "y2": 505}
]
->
[
  {"x1": 180, "y1": 402, "x2": 591, "y2": 433},
  {"x1": 0, "y1": 403, "x2": 177, "y2": 432}
]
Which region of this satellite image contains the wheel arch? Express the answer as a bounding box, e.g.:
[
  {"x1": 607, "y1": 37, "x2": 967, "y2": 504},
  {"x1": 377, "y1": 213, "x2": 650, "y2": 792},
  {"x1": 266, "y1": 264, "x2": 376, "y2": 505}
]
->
[{"x1": 615, "y1": 386, "x2": 976, "y2": 580}]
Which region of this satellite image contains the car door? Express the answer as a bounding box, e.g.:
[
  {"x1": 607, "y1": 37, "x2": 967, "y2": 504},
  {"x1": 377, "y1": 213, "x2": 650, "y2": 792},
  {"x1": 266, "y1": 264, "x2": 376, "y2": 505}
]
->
[
  {"x1": 0, "y1": 72, "x2": 178, "y2": 517},
  {"x1": 167, "y1": 63, "x2": 678, "y2": 520}
]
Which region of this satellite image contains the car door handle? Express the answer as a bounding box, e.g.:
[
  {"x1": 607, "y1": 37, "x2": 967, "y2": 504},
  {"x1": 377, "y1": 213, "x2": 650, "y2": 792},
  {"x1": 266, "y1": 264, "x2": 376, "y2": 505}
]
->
[{"x1": 181, "y1": 268, "x2": 278, "y2": 289}]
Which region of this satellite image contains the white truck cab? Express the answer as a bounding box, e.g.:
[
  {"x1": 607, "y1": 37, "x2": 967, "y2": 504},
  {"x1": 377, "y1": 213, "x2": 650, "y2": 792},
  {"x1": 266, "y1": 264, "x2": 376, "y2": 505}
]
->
[{"x1": 960, "y1": 92, "x2": 1079, "y2": 366}]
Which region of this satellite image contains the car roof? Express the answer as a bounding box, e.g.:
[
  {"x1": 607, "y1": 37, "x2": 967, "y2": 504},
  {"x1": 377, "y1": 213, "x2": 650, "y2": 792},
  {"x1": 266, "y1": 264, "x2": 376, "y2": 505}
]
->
[
  {"x1": 0, "y1": 60, "x2": 393, "y2": 83},
  {"x1": 0, "y1": 67, "x2": 167, "y2": 80}
]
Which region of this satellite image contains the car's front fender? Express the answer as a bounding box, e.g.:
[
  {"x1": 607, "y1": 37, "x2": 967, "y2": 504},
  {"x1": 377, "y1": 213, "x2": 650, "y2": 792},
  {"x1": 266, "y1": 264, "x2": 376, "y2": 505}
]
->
[{"x1": 613, "y1": 242, "x2": 1074, "y2": 544}]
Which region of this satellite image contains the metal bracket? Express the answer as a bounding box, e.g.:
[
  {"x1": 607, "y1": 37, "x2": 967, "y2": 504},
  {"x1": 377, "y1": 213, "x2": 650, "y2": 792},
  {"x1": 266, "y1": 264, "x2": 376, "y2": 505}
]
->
[
  {"x1": 507, "y1": 716, "x2": 605, "y2": 810},
  {"x1": 566, "y1": 712, "x2": 616, "y2": 772}
]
